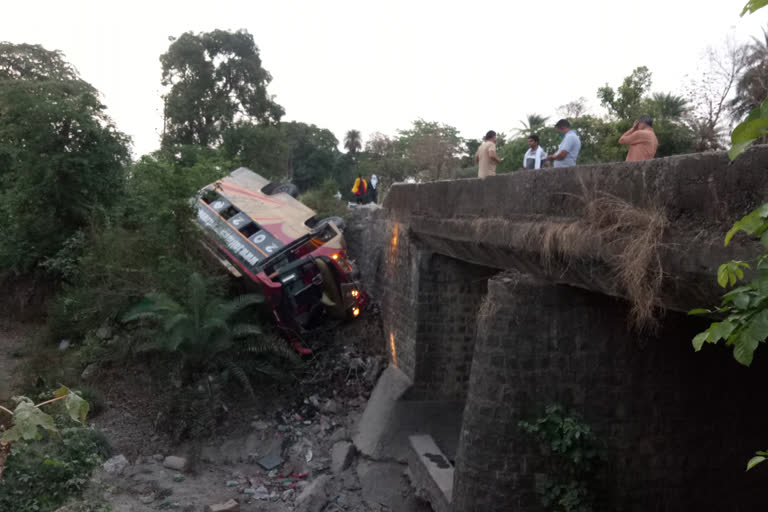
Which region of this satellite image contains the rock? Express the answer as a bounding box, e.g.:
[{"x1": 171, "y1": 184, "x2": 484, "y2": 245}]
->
[
  {"x1": 54, "y1": 507, "x2": 71, "y2": 512},
  {"x1": 205, "y1": 500, "x2": 240, "y2": 512},
  {"x1": 295, "y1": 475, "x2": 330, "y2": 512},
  {"x1": 58, "y1": 339, "x2": 70, "y2": 351},
  {"x1": 331, "y1": 441, "x2": 355, "y2": 474},
  {"x1": 102, "y1": 454, "x2": 129, "y2": 475},
  {"x1": 321, "y1": 399, "x2": 339, "y2": 414},
  {"x1": 251, "y1": 420, "x2": 269, "y2": 430},
  {"x1": 329, "y1": 428, "x2": 348, "y2": 444},
  {"x1": 364, "y1": 356, "x2": 384, "y2": 384},
  {"x1": 96, "y1": 325, "x2": 112, "y2": 340},
  {"x1": 226, "y1": 480, "x2": 239, "y2": 487},
  {"x1": 138, "y1": 493, "x2": 156, "y2": 504},
  {"x1": 281, "y1": 489, "x2": 295, "y2": 501},
  {"x1": 153, "y1": 453, "x2": 164, "y2": 462},
  {"x1": 173, "y1": 473, "x2": 185, "y2": 482},
  {"x1": 80, "y1": 363, "x2": 98, "y2": 381},
  {"x1": 163, "y1": 455, "x2": 188, "y2": 472},
  {"x1": 244, "y1": 485, "x2": 270, "y2": 499}
]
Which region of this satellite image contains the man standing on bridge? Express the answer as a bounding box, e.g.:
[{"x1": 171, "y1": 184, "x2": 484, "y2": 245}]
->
[
  {"x1": 546, "y1": 119, "x2": 581, "y2": 168},
  {"x1": 619, "y1": 115, "x2": 658, "y2": 161},
  {"x1": 475, "y1": 130, "x2": 502, "y2": 178}
]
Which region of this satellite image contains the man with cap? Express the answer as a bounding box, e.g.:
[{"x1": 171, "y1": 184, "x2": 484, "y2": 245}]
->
[
  {"x1": 619, "y1": 115, "x2": 658, "y2": 161},
  {"x1": 475, "y1": 130, "x2": 502, "y2": 178}
]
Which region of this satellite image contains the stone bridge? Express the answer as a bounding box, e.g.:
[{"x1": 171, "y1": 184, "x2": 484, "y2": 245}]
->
[{"x1": 345, "y1": 147, "x2": 768, "y2": 512}]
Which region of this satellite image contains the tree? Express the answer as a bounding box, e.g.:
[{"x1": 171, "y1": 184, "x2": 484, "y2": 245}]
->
[
  {"x1": 397, "y1": 120, "x2": 464, "y2": 181},
  {"x1": 344, "y1": 129, "x2": 362, "y2": 155},
  {"x1": 160, "y1": 29, "x2": 284, "y2": 148},
  {"x1": 598, "y1": 66, "x2": 652, "y2": 120},
  {"x1": 645, "y1": 92, "x2": 689, "y2": 121},
  {"x1": 0, "y1": 42, "x2": 91, "y2": 85},
  {"x1": 557, "y1": 97, "x2": 589, "y2": 118},
  {"x1": 365, "y1": 132, "x2": 396, "y2": 157},
  {"x1": 0, "y1": 44, "x2": 130, "y2": 273},
  {"x1": 686, "y1": 39, "x2": 747, "y2": 151},
  {"x1": 515, "y1": 114, "x2": 549, "y2": 136},
  {"x1": 221, "y1": 122, "x2": 288, "y2": 179},
  {"x1": 730, "y1": 26, "x2": 768, "y2": 121},
  {"x1": 281, "y1": 122, "x2": 341, "y2": 191}
]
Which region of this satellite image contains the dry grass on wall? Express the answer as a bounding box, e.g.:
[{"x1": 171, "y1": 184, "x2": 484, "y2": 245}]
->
[
  {"x1": 529, "y1": 191, "x2": 667, "y2": 331},
  {"x1": 462, "y1": 187, "x2": 667, "y2": 331}
]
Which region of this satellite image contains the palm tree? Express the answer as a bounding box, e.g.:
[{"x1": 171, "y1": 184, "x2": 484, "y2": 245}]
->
[
  {"x1": 645, "y1": 92, "x2": 689, "y2": 122},
  {"x1": 122, "y1": 273, "x2": 296, "y2": 394},
  {"x1": 731, "y1": 27, "x2": 768, "y2": 120},
  {"x1": 515, "y1": 114, "x2": 549, "y2": 136},
  {"x1": 344, "y1": 129, "x2": 362, "y2": 154}
]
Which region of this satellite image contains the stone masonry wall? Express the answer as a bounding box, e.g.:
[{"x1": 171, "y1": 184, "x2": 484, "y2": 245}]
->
[
  {"x1": 453, "y1": 272, "x2": 768, "y2": 512},
  {"x1": 347, "y1": 212, "x2": 496, "y2": 401},
  {"x1": 410, "y1": 254, "x2": 496, "y2": 401}
]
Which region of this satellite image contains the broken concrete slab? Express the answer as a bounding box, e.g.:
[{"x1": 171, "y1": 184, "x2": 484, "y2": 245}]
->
[
  {"x1": 295, "y1": 474, "x2": 330, "y2": 512},
  {"x1": 331, "y1": 441, "x2": 355, "y2": 474},
  {"x1": 162, "y1": 455, "x2": 187, "y2": 472},
  {"x1": 408, "y1": 434, "x2": 453, "y2": 512},
  {"x1": 256, "y1": 454, "x2": 284, "y2": 470},
  {"x1": 353, "y1": 365, "x2": 412, "y2": 458},
  {"x1": 205, "y1": 500, "x2": 239, "y2": 512}
]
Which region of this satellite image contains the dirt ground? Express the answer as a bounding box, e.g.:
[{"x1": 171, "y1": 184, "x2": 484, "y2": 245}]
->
[{"x1": 0, "y1": 313, "x2": 433, "y2": 512}]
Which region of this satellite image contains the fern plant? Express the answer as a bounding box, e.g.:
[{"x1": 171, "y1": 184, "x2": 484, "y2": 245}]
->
[{"x1": 122, "y1": 272, "x2": 297, "y2": 396}]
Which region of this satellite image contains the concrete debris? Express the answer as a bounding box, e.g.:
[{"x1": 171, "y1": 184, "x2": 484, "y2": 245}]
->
[
  {"x1": 321, "y1": 399, "x2": 340, "y2": 414},
  {"x1": 205, "y1": 500, "x2": 240, "y2": 512},
  {"x1": 329, "y1": 427, "x2": 349, "y2": 444},
  {"x1": 162, "y1": 455, "x2": 188, "y2": 472},
  {"x1": 295, "y1": 475, "x2": 330, "y2": 512},
  {"x1": 331, "y1": 441, "x2": 356, "y2": 474},
  {"x1": 102, "y1": 454, "x2": 129, "y2": 475}
]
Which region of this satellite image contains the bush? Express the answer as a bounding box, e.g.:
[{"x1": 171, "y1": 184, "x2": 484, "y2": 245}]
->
[
  {"x1": 0, "y1": 427, "x2": 110, "y2": 512},
  {"x1": 299, "y1": 179, "x2": 348, "y2": 219},
  {"x1": 519, "y1": 404, "x2": 604, "y2": 512},
  {"x1": 49, "y1": 148, "x2": 230, "y2": 340}
]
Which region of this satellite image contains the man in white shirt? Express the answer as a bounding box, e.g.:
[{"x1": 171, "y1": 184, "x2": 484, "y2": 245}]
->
[{"x1": 522, "y1": 134, "x2": 547, "y2": 170}]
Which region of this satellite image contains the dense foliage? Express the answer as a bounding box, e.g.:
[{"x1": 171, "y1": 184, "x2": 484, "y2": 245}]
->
[
  {"x1": 519, "y1": 405, "x2": 604, "y2": 512},
  {"x1": 0, "y1": 388, "x2": 105, "y2": 512},
  {"x1": 0, "y1": 45, "x2": 130, "y2": 273}
]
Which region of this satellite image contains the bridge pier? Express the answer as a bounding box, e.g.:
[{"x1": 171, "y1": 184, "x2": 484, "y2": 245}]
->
[{"x1": 453, "y1": 271, "x2": 766, "y2": 512}]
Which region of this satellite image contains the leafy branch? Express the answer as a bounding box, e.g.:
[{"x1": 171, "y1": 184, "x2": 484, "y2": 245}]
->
[
  {"x1": 690, "y1": 205, "x2": 768, "y2": 366},
  {"x1": 0, "y1": 386, "x2": 89, "y2": 442}
]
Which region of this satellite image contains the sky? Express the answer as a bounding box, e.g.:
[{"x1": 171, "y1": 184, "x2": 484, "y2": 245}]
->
[{"x1": 2, "y1": 0, "x2": 767, "y2": 157}]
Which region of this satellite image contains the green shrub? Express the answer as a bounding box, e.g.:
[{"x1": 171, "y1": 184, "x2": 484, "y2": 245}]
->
[
  {"x1": 0, "y1": 427, "x2": 110, "y2": 512},
  {"x1": 49, "y1": 148, "x2": 229, "y2": 340},
  {"x1": 519, "y1": 404, "x2": 604, "y2": 512}
]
